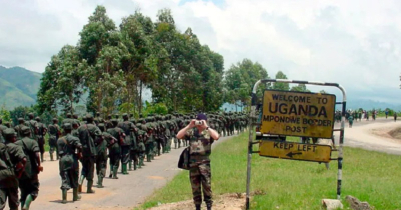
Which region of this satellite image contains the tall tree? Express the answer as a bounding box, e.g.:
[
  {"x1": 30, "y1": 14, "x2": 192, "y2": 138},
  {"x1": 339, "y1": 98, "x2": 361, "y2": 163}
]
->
[
  {"x1": 273, "y1": 71, "x2": 290, "y2": 91},
  {"x1": 37, "y1": 45, "x2": 87, "y2": 115},
  {"x1": 224, "y1": 59, "x2": 269, "y2": 108},
  {"x1": 290, "y1": 84, "x2": 310, "y2": 92},
  {"x1": 120, "y1": 12, "x2": 158, "y2": 115}
]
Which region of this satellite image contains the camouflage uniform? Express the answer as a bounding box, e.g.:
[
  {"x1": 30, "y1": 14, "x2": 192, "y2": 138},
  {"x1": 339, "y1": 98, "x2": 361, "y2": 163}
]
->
[
  {"x1": 57, "y1": 123, "x2": 82, "y2": 203},
  {"x1": 15, "y1": 126, "x2": 41, "y2": 210},
  {"x1": 48, "y1": 120, "x2": 61, "y2": 161},
  {"x1": 95, "y1": 123, "x2": 108, "y2": 188},
  {"x1": 187, "y1": 127, "x2": 214, "y2": 208},
  {"x1": 118, "y1": 115, "x2": 135, "y2": 174},
  {"x1": 0, "y1": 128, "x2": 26, "y2": 210},
  {"x1": 77, "y1": 116, "x2": 101, "y2": 193},
  {"x1": 35, "y1": 117, "x2": 47, "y2": 162},
  {"x1": 106, "y1": 121, "x2": 123, "y2": 179}
]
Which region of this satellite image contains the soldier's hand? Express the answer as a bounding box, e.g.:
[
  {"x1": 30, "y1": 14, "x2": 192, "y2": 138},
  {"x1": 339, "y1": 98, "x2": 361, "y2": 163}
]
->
[
  {"x1": 77, "y1": 152, "x2": 83, "y2": 160},
  {"x1": 37, "y1": 165, "x2": 44, "y2": 173},
  {"x1": 188, "y1": 120, "x2": 196, "y2": 128}
]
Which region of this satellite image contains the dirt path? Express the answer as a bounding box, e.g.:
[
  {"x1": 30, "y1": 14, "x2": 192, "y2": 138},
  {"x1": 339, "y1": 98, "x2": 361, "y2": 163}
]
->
[
  {"x1": 340, "y1": 118, "x2": 401, "y2": 155},
  {"x1": 26, "y1": 134, "x2": 238, "y2": 210}
]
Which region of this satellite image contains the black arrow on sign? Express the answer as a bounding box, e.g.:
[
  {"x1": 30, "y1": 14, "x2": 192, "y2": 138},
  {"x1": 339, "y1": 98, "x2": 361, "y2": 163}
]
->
[{"x1": 286, "y1": 152, "x2": 302, "y2": 158}]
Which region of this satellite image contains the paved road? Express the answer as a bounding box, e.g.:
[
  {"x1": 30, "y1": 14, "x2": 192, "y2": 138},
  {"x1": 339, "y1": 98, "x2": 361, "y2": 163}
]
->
[{"x1": 26, "y1": 134, "x2": 238, "y2": 210}]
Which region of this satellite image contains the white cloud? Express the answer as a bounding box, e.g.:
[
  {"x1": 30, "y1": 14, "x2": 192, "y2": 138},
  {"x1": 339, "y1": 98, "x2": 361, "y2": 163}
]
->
[{"x1": 1, "y1": 0, "x2": 401, "y2": 103}]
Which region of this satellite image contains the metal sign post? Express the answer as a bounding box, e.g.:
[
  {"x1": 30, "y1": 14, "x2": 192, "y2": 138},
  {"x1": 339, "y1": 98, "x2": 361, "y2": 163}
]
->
[{"x1": 245, "y1": 79, "x2": 346, "y2": 210}]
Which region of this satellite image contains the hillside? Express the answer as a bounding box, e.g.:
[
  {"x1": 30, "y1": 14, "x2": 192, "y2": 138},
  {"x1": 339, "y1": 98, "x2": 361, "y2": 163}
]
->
[{"x1": 0, "y1": 66, "x2": 42, "y2": 109}]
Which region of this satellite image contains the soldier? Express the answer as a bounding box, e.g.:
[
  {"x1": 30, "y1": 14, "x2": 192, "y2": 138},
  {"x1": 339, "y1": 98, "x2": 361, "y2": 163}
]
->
[
  {"x1": 145, "y1": 119, "x2": 154, "y2": 162},
  {"x1": 48, "y1": 118, "x2": 61, "y2": 161},
  {"x1": 394, "y1": 112, "x2": 398, "y2": 122},
  {"x1": 73, "y1": 114, "x2": 81, "y2": 127},
  {"x1": 0, "y1": 128, "x2": 27, "y2": 210},
  {"x1": 106, "y1": 120, "x2": 124, "y2": 179},
  {"x1": 176, "y1": 114, "x2": 220, "y2": 210},
  {"x1": 129, "y1": 115, "x2": 139, "y2": 170},
  {"x1": 0, "y1": 119, "x2": 7, "y2": 143},
  {"x1": 57, "y1": 123, "x2": 82, "y2": 203},
  {"x1": 35, "y1": 117, "x2": 47, "y2": 162},
  {"x1": 94, "y1": 112, "x2": 103, "y2": 126},
  {"x1": 26, "y1": 113, "x2": 39, "y2": 142},
  {"x1": 96, "y1": 123, "x2": 113, "y2": 187},
  {"x1": 117, "y1": 114, "x2": 134, "y2": 175},
  {"x1": 15, "y1": 126, "x2": 43, "y2": 210},
  {"x1": 77, "y1": 114, "x2": 101, "y2": 194},
  {"x1": 135, "y1": 124, "x2": 146, "y2": 168},
  {"x1": 14, "y1": 118, "x2": 26, "y2": 140},
  {"x1": 61, "y1": 113, "x2": 74, "y2": 128}
]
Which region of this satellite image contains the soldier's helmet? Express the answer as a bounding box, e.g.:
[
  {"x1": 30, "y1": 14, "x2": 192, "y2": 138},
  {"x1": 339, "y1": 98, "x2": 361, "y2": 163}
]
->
[
  {"x1": 18, "y1": 118, "x2": 24, "y2": 124},
  {"x1": 111, "y1": 119, "x2": 119, "y2": 127},
  {"x1": 2, "y1": 128, "x2": 16, "y2": 140},
  {"x1": 122, "y1": 113, "x2": 128, "y2": 119},
  {"x1": 28, "y1": 113, "x2": 34, "y2": 118},
  {"x1": 63, "y1": 123, "x2": 73, "y2": 130},
  {"x1": 52, "y1": 118, "x2": 58, "y2": 123},
  {"x1": 86, "y1": 114, "x2": 94, "y2": 122},
  {"x1": 35, "y1": 117, "x2": 41, "y2": 122},
  {"x1": 98, "y1": 123, "x2": 105, "y2": 132},
  {"x1": 21, "y1": 126, "x2": 31, "y2": 136}
]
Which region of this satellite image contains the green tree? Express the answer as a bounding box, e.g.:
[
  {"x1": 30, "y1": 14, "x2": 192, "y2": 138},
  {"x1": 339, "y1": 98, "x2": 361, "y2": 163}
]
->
[
  {"x1": 290, "y1": 84, "x2": 310, "y2": 92},
  {"x1": 224, "y1": 59, "x2": 269, "y2": 109},
  {"x1": 0, "y1": 104, "x2": 11, "y2": 122},
  {"x1": 37, "y1": 45, "x2": 88, "y2": 115},
  {"x1": 120, "y1": 12, "x2": 158, "y2": 115},
  {"x1": 273, "y1": 71, "x2": 290, "y2": 91}
]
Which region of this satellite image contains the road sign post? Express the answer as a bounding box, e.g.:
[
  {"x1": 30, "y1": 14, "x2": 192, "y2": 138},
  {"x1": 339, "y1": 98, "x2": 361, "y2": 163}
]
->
[{"x1": 245, "y1": 80, "x2": 346, "y2": 210}]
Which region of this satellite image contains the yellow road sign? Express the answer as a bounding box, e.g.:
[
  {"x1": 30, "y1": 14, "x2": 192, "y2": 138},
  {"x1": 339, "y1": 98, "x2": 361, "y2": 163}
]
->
[
  {"x1": 259, "y1": 140, "x2": 332, "y2": 162},
  {"x1": 260, "y1": 90, "x2": 336, "y2": 138}
]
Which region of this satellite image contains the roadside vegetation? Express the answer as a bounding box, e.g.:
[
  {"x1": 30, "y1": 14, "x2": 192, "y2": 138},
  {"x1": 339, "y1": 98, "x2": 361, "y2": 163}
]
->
[{"x1": 140, "y1": 132, "x2": 401, "y2": 209}]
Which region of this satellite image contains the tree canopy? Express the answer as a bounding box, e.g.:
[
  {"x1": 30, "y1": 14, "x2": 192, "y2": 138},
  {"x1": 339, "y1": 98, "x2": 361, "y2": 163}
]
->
[{"x1": 37, "y1": 5, "x2": 316, "y2": 117}]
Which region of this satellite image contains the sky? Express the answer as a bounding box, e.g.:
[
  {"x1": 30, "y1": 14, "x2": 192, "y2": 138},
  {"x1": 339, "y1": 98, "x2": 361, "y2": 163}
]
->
[{"x1": 1, "y1": 0, "x2": 401, "y2": 105}]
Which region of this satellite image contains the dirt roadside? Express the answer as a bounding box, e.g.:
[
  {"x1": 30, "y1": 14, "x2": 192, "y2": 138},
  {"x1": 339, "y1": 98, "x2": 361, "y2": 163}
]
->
[{"x1": 343, "y1": 118, "x2": 401, "y2": 155}]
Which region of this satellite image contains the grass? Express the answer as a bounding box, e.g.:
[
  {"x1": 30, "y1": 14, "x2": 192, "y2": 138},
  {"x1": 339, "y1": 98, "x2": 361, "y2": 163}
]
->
[{"x1": 139, "y1": 132, "x2": 401, "y2": 210}]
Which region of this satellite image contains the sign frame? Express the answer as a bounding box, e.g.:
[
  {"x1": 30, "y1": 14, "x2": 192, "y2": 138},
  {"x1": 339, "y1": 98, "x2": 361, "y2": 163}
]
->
[
  {"x1": 260, "y1": 90, "x2": 336, "y2": 139},
  {"x1": 245, "y1": 79, "x2": 346, "y2": 210}
]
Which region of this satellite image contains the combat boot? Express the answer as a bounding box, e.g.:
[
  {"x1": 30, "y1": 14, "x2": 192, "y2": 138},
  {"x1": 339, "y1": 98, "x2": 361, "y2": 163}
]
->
[
  {"x1": 207, "y1": 203, "x2": 212, "y2": 210},
  {"x1": 128, "y1": 161, "x2": 133, "y2": 171},
  {"x1": 73, "y1": 188, "x2": 81, "y2": 201},
  {"x1": 50, "y1": 153, "x2": 54, "y2": 161},
  {"x1": 61, "y1": 189, "x2": 67, "y2": 204},
  {"x1": 146, "y1": 155, "x2": 151, "y2": 162},
  {"x1": 133, "y1": 161, "x2": 137, "y2": 170},
  {"x1": 138, "y1": 158, "x2": 143, "y2": 168},
  {"x1": 96, "y1": 175, "x2": 104, "y2": 188},
  {"x1": 40, "y1": 153, "x2": 44, "y2": 162},
  {"x1": 174, "y1": 143, "x2": 177, "y2": 149},
  {"x1": 178, "y1": 141, "x2": 181, "y2": 148},
  {"x1": 195, "y1": 204, "x2": 201, "y2": 210},
  {"x1": 78, "y1": 175, "x2": 85, "y2": 193},
  {"x1": 112, "y1": 166, "x2": 119, "y2": 179},
  {"x1": 109, "y1": 164, "x2": 113, "y2": 178},
  {"x1": 122, "y1": 164, "x2": 129, "y2": 175},
  {"x1": 87, "y1": 180, "x2": 95, "y2": 193},
  {"x1": 22, "y1": 194, "x2": 33, "y2": 210}
]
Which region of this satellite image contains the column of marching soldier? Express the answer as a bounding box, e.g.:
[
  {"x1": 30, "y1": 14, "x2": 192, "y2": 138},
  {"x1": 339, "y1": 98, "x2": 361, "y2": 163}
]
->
[{"x1": 0, "y1": 111, "x2": 249, "y2": 209}]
